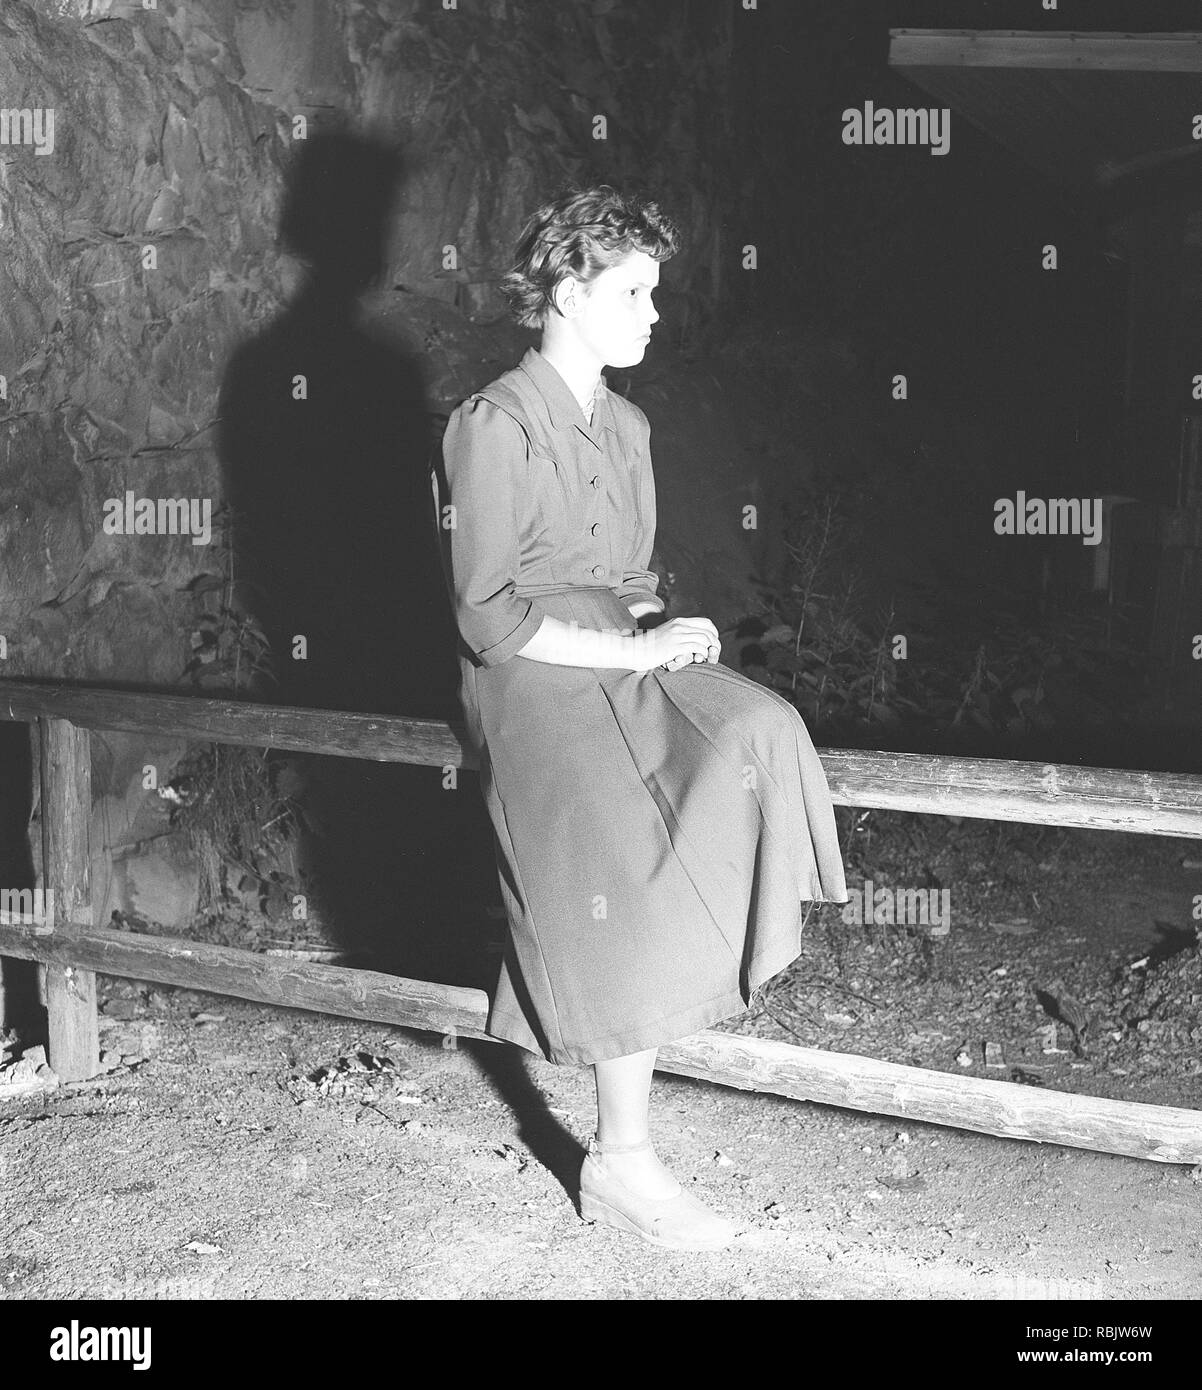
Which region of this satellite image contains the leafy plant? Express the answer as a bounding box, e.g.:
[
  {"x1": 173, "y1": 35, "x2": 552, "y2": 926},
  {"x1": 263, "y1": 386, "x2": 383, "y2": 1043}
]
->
[
  {"x1": 163, "y1": 743, "x2": 308, "y2": 922},
  {"x1": 732, "y1": 491, "x2": 1145, "y2": 751},
  {"x1": 167, "y1": 506, "x2": 307, "y2": 929},
  {"x1": 180, "y1": 505, "x2": 275, "y2": 696}
]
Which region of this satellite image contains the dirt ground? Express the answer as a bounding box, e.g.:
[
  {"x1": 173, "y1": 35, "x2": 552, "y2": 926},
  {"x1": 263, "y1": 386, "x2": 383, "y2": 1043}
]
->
[{"x1": 1, "y1": 812, "x2": 1200, "y2": 1302}]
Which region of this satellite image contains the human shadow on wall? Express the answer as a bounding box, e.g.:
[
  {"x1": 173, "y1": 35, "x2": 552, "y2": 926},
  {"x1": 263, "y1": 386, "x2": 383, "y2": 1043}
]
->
[
  {"x1": 216, "y1": 129, "x2": 498, "y2": 990},
  {"x1": 217, "y1": 130, "x2": 577, "y2": 1192}
]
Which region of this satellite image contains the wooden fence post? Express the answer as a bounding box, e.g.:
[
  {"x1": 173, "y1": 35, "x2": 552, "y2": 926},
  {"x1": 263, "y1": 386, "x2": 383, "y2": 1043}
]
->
[
  {"x1": 39, "y1": 716, "x2": 98, "y2": 1082},
  {"x1": 0, "y1": 720, "x2": 37, "y2": 1031}
]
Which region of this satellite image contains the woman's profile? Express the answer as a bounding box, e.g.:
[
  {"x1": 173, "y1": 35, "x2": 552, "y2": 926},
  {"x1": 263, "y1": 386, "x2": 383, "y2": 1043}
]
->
[{"x1": 437, "y1": 184, "x2": 848, "y2": 1250}]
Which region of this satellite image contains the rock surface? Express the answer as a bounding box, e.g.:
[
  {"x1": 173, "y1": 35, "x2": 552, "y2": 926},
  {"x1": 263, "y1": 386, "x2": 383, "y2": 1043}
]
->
[{"x1": 1, "y1": 0, "x2": 762, "y2": 926}]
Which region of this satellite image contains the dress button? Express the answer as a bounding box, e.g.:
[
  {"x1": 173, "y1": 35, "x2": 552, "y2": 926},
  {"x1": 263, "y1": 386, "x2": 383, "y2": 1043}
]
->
[
  {"x1": 591, "y1": 565, "x2": 605, "y2": 579},
  {"x1": 589, "y1": 522, "x2": 600, "y2": 536}
]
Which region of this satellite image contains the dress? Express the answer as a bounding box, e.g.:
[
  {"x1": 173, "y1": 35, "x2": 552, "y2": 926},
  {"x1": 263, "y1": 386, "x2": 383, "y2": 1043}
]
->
[{"x1": 436, "y1": 347, "x2": 847, "y2": 1066}]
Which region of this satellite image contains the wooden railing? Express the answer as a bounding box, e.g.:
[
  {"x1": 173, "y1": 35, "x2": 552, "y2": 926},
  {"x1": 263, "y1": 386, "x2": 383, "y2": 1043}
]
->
[{"x1": 1, "y1": 677, "x2": 1201, "y2": 1165}]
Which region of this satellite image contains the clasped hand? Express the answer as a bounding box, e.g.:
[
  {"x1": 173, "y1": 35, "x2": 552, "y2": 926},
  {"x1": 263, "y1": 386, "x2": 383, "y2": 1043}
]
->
[{"x1": 606, "y1": 616, "x2": 721, "y2": 672}]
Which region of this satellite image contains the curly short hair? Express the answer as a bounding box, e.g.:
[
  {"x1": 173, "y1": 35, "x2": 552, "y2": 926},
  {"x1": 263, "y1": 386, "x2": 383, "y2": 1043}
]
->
[{"x1": 499, "y1": 184, "x2": 681, "y2": 330}]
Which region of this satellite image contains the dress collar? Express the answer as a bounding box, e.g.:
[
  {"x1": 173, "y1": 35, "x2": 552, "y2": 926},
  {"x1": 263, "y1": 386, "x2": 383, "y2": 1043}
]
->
[{"x1": 517, "y1": 346, "x2": 615, "y2": 438}]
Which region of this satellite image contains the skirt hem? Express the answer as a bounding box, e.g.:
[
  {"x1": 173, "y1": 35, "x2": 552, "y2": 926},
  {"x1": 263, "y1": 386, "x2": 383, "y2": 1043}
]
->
[{"x1": 486, "y1": 946, "x2": 803, "y2": 1067}]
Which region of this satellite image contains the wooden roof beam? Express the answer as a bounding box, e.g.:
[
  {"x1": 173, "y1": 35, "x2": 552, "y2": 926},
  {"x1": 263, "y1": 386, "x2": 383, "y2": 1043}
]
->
[{"x1": 889, "y1": 29, "x2": 1202, "y2": 73}]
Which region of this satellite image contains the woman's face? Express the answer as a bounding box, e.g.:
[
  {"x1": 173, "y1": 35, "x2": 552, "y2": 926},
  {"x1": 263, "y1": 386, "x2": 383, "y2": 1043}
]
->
[{"x1": 557, "y1": 249, "x2": 661, "y2": 369}]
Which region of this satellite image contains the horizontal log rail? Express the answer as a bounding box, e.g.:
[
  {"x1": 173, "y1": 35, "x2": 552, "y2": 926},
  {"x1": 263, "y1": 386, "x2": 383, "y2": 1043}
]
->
[
  {"x1": 0, "y1": 922, "x2": 492, "y2": 1040},
  {"x1": 0, "y1": 920, "x2": 1198, "y2": 1165},
  {"x1": 1, "y1": 676, "x2": 1200, "y2": 1163},
  {"x1": 2, "y1": 679, "x2": 1200, "y2": 835}
]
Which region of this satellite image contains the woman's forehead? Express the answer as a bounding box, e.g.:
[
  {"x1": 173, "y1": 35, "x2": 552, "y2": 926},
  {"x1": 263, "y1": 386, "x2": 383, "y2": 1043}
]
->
[{"x1": 601, "y1": 251, "x2": 660, "y2": 286}]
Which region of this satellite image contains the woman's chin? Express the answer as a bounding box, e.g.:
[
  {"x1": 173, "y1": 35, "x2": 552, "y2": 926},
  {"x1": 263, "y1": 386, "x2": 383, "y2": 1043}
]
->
[{"x1": 612, "y1": 340, "x2": 650, "y2": 368}]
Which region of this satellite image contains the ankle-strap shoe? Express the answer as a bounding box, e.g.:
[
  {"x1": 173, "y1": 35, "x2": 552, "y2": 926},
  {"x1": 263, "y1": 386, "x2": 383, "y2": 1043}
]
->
[{"x1": 578, "y1": 1135, "x2": 737, "y2": 1251}]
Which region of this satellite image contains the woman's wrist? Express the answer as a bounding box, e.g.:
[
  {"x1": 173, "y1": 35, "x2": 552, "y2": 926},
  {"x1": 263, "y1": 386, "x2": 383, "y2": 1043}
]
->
[
  {"x1": 516, "y1": 615, "x2": 643, "y2": 669},
  {"x1": 582, "y1": 624, "x2": 643, "y2": 669},
  {"x1": 624, "y1": 598, "x2": 663, "y2": 621}
]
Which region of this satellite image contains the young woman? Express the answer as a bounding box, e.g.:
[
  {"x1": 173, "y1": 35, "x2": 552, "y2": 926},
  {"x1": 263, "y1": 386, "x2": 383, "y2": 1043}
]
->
[{"x1": 438, "y1": 185, "x2": 847, "y2": 1251}]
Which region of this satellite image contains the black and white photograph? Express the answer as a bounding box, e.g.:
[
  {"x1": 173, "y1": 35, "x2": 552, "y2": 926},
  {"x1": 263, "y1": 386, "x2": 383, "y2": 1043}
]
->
[{"x1": 0, "y1": 0, "x2": 1200, "y2": 1327}]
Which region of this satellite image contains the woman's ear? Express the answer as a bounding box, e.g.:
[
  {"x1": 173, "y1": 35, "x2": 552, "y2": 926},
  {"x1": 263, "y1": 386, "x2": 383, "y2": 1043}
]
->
[{"x1": 552, "y1": 274, "x2": 583, "y2": 319}]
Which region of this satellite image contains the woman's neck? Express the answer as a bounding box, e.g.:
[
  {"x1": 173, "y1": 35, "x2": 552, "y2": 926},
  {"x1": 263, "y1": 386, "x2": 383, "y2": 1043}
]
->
[{"x1": 538, "y1": 338, "x2": 602, "y2": 416}]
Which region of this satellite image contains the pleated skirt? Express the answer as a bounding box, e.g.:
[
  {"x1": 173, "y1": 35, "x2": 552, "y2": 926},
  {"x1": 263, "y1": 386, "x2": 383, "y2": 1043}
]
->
[{"x1": 458, "y1": 585, "x2": 848, "y2": 1066}]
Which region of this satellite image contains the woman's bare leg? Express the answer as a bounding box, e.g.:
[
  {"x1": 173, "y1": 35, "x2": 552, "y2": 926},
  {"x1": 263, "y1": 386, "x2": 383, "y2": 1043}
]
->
[{"x1": 592, "y1": 1047, "x2": 681, "y2": 1199}]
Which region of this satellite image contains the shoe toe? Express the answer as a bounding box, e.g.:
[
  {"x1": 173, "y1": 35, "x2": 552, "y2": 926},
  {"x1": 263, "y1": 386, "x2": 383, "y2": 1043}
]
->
[
  {"x1": 654, "y1": 1191, "x2": 737, "y2": 1249},
  {"x1": 579, "y1": 1154, "x2": 738, "y2": 1250}
]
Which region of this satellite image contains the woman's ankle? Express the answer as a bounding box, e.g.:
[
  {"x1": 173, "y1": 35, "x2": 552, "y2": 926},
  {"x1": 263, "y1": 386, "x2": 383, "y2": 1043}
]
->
[{"x1": 592, "y1": 1130, "x2": 652, "y2": 1153}]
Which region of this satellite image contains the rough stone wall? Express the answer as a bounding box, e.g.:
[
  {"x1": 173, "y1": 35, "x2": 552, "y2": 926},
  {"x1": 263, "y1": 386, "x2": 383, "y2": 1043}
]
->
[
  {"x1": 0, "y1": 0, "x2": 754, "y2": 927},
  {"x1": 2, "y1": 0, "x2": 743, "y2": 672}
]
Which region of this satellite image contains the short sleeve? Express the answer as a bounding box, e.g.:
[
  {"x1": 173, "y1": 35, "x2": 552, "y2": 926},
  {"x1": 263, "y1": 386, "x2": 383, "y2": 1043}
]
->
[
  {"x1": 439, "y1": 396, "x2": 545, "y2": 667},
  {"x1": 611, "y1": 406, "x2": 665, "y2": 614}
]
